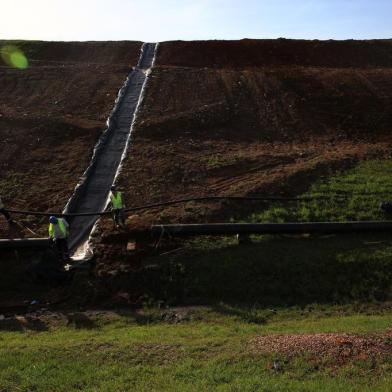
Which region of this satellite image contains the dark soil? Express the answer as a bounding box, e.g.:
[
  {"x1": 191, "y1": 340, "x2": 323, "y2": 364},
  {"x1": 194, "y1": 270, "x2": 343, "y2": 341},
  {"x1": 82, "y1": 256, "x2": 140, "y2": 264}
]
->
[
  {"x1": 2, "y1": 39, "x2": 392, "y2": 305},
  {"x1": 158, "y1": 39, "x2": 392, "y2": 68},
  {"x1": 116, "y1": 42, "x2": 392, "y2": 229},
  {"x1": 0, "y1": 40, "x2": 142, "y2": 237}
]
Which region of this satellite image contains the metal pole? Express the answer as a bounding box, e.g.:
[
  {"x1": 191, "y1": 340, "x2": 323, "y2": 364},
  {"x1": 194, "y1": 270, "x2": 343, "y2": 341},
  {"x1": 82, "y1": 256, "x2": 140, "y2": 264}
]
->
[
  {"x1": 151, "y1": 221, "x2": 392, "y2": 237},
  {"x1": 0, "y1": 238, "x2": 50, "y2": 249}
]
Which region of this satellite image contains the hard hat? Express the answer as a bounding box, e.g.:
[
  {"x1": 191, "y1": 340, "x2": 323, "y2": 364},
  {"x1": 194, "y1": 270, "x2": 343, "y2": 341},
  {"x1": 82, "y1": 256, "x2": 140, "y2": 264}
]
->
[{"x1": 49, "y1": 216, "x2": 58, "y2": 224}]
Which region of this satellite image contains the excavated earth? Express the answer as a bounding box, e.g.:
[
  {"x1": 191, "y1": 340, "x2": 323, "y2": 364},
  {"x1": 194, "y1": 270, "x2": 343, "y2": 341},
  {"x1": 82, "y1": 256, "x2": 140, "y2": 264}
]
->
[
  {"x1": 115, "y1": 39, "x2": 392, "y2": 229},
  {"x1": 0, "y1": 40, "x2": 141, "y2": 238},
  {"x1": 2, "y1": 39, "x2": 392, "y2": 307}
]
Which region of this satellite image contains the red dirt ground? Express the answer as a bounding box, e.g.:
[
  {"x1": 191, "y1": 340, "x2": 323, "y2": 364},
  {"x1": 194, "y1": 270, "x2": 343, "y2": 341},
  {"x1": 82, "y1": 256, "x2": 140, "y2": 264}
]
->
[
  {"x1": 2, "y1": 39, "x2": 392, "y2": 238},
  {"x1": 0, "y1": 40, "x2": 142, "y2": 237},
  {"x1": 159, "y1": 39, "x2": 392, "y2": 68},
  {"x1": 1, "y1": 39, "x2": 392, "y2": 305},
  {"x1": 113, "y1": 40, "x2": 392, "y2": 230},
  {"x1": 252, "y1": 331, "x2": 392, "y2": 365}
]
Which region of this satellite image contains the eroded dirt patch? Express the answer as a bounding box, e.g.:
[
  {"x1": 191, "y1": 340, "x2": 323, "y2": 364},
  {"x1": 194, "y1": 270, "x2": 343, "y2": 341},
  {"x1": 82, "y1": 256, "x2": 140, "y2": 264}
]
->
[{"x1": 252, "y1": 332, "x2": 392, "y2": 364}]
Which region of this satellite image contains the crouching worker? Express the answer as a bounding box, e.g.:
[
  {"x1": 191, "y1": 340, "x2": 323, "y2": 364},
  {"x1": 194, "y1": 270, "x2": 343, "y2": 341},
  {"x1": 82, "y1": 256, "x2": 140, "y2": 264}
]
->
[
  {"x1": 109, "y1": 185, "x2": 125, "y2": 229},
  {"x1": 0, "y1": 195, "x2": 12, "y2": 223},
  {"x1": 48, "y1": 216, "x2": 70, "y2": 262}
]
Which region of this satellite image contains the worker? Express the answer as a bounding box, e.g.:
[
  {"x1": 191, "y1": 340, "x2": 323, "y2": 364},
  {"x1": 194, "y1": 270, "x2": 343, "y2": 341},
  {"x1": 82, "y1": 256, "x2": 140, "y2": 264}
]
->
[
  {"x1": 0, "y1": 196, "x2": 12, "y2": 223},
  {"x1": 109, "y1": 185, "x2": 125, "y2": 229},
  {"x1": 48, "y1": 216, "x2": 70, "y2": 262}
]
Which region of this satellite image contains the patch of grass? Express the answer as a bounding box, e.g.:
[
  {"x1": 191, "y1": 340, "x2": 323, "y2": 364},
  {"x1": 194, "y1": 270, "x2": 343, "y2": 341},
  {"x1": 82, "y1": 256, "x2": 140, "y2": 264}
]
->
[
  {"x1": 0, "y1": 304, "x2": 392, "y2": 391},
  {"x1": 203, "y1": 153, "x2": 241, "y2": 170},
  {"x1": 143, "y1": 234, "x2": 392, "y2": 305},
  {"x1": 1, "y1": 307, "x2": 392, "y2": 391},
  {"x1": 251, "y1": 159, "x2": 392, "y2": 223},
  {"x1": 140, "y1": 160, "x2": 392, "y2": 305},
  {"x1": 0, "y1": 171, "x2": 24, "y2": 200}
]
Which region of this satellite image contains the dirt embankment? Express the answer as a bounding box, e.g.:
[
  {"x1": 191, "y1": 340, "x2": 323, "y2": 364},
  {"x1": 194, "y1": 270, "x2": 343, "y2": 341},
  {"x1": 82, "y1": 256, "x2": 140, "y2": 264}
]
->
[
  {"x1": 1, "y1": 39, "x2": 392, "y2": 241},
  {"x1": 0, "y1": 40, "x2": 141, "y2": 237},
  {"x1": 2, "y1": 39, "x2": 392, "y2": 306},
  {"x1": 114, "y1": 40, "x2": 392, "y2": 228},
  {"x1": 159, "y1": 39, "x2": 392, "y2": 68},
  {"x1": 0, "y1": 40, "x2": 142, "y2": 65}
]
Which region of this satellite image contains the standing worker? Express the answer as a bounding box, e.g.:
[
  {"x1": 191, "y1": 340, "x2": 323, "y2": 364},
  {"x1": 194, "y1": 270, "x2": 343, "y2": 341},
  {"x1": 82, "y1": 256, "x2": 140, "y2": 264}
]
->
[
  {"x1": 48, "y1": 216, "x2": 70, "y2": 262},
  {"x1": 109, "y1": 185, "x2": 125, "y2": 229},
  {"x1": 0, "y1": 195, "x2": 12, "y2": 223}
]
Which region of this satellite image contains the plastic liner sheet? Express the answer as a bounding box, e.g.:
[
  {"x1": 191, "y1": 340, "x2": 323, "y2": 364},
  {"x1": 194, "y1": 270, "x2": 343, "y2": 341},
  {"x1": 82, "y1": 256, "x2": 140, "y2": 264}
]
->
[{"x1": 63, "y1": 42, "x2": 158, "y2": 255}]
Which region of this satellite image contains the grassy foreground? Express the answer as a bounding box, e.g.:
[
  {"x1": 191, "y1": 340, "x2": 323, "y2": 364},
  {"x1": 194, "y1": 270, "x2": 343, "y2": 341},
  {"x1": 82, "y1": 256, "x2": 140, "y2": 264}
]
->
[
  {"x1": 3, "y1": 160, "x2": 392, "y2": 391},
  {"x1": 1, "y1": 306, "x2": 392, "y2": 391}
]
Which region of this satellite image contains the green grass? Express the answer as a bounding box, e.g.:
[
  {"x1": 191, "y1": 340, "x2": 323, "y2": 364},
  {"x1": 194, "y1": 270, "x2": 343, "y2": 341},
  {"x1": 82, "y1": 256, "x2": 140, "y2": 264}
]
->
[
  {"x1": 251, "y1": 159, "x2": 392, "y2": 223},
  {"x1": 1, "y1": 306, "x2": 392, "y2": 391},
  {"x1": 138, "y1": 160, "x2": 392, "y2": 305},
  {"x1": 3, "y1": 160, "x2": 392, "y2": 391},
  {"x1": 142, "y1": 234, "x2": 392, "y2": 305},
  {"x1": 203, "y1": 153, "x2": 242, "y2": 170},
  {"x1": 0, "y1": 171, "x2": 24, "y2": 199}
]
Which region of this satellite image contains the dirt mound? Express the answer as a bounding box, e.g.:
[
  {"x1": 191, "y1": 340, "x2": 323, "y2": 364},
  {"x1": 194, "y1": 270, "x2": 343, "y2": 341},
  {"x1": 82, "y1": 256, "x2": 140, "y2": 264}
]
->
[
  {"x1": 116, "y1": 41, "x2": 392, "y2": 227},
  {"x1": 0, "y1": 40, "x2": 142, "y2": 65},
  {"x1": 252, "y1": 331, "x2": 392, "y2": 363},
  {"x1": 158, "y1": 39, "x2": 392, "y2": 69},
  {"x1": 1, "y1": 38, "x2": 392, "y2": 285},
  {"x1": 0, "y1": 41, "x2": 142, "y2": 238},
  {"x1": 140, "y1": 67, "x2": 392, "y2": 140},
  {"x1": 3, "y1": 39, "x2": 392, "y2": 239}
]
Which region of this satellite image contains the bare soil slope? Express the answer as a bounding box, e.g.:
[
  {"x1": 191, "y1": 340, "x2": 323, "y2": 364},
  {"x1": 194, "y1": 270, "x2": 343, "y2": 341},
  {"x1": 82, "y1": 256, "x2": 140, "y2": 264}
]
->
[
  {"x1": 159, "y1": 39, "x2": 392, "y2": 68},
  {"x1": 0, "y1": 40, "x2": 141, "y2": 236},
  {"x1": 1, "y1": 39, "x2": 392, "y2": 307},
  {"x1": 2, "y1": 39, "x2": 392, "y2": 238},
  {"x1": 115, "y1": 39, "x2": 392, "y2": 227}
]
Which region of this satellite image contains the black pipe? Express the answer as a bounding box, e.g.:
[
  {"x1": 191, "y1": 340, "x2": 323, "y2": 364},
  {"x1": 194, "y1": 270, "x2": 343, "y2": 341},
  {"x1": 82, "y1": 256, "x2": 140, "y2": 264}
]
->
[
  {"x1": 0, "y1": 238, "x2": 50, "y2": 249},
  {"x1": 151, "y1": 221, "x2": 392, "y2": 237}
]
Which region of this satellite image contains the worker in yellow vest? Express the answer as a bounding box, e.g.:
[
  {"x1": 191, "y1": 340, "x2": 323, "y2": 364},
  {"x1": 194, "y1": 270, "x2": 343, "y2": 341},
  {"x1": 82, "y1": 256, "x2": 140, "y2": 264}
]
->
[
  {"x1": 48, "y1": 216, "x2": 70, "y2": 261},
  {"x1": 0, "y1": 195, "x2": 12, "y2": 223},
  {"x1": 109, "y1": 185, "x2": 125, "y2": 229}
]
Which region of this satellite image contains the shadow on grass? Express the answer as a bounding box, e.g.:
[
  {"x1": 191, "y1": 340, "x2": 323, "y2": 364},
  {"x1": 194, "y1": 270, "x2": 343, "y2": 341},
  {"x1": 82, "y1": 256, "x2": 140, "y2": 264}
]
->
[
  {"x1": 210, "y1": 302, "x2": 274, "y2": 324},
  {"x1": 139, "y1": 232, "x2": 392, "y2": 308},
  {"x1": 66, "y1": 312, "x2": 98, "y2": 329},
  {"x1": 0, "y1": 316, "x2": 49, "y2": 331}
]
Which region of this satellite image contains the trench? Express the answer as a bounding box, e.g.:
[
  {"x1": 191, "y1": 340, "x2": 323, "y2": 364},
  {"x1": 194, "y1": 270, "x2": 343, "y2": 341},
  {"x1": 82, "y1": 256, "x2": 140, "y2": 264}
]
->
[{"x1": 64, "y1": 42, "x2": 158, "y2": 255}]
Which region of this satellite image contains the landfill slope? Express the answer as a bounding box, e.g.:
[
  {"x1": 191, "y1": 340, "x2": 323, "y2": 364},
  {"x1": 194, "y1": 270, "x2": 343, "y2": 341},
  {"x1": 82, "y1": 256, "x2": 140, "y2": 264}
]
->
[
  {"x1": 0, "y1": 40, "x2": 141, "y2": 237},
  {"x1": 114, "y1": 39, "x2": 392, "y2": 227},
  {"x1": 1, "y1": 39, "x2": 392, "y2": 237}
]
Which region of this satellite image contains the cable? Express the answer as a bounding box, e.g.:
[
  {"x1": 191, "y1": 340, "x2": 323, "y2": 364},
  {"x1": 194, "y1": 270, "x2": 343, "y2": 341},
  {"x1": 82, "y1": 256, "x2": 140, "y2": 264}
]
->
[
  {"x1": 6, "y1": 195, "x2": 324, "y2": 218},
  {"x1": 5, "y1": 193, "x2": 377, "y2": 219}
]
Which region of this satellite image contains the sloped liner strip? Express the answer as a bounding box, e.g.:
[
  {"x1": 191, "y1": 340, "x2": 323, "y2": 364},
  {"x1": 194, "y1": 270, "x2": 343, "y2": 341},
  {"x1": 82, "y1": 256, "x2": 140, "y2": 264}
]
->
[{"x1": 63, "y1": 42, "x2": 158, "y2": 256}]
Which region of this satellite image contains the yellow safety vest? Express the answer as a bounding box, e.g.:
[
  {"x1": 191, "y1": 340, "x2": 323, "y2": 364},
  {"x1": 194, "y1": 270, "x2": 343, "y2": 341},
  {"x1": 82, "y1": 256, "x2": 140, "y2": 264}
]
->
[
  {"x1": 111, "y1": 191, "x2": 123, "y2": 209},
  {"x1": 49, "y1": 219, "x2": 68, "y2": 239}
]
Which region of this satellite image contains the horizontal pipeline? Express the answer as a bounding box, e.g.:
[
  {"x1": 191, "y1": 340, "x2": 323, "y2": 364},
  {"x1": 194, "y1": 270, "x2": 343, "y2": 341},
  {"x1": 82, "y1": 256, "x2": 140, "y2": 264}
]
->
[
  {"x1": 151, "y1": 221, "x2": 392, "y2": 237},
  {"x1": 3, "y1": 220, "x2": 392, "y2": 249},
  {"x1": 0, "y1": 238, "x2": 50, "y2": 249}
]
